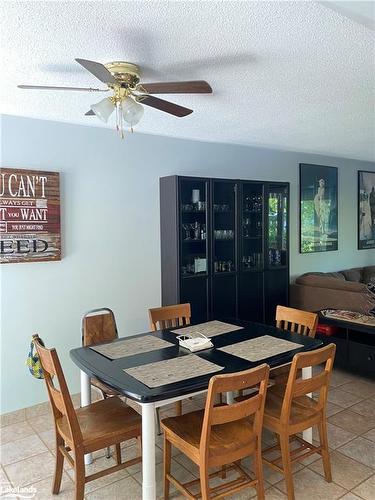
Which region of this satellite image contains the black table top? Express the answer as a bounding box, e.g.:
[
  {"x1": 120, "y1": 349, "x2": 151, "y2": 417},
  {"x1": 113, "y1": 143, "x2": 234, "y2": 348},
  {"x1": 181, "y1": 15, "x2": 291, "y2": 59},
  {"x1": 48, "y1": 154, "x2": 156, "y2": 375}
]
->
[{"x1": 70, "y1": 320, "x2": 323, "y2": 403}]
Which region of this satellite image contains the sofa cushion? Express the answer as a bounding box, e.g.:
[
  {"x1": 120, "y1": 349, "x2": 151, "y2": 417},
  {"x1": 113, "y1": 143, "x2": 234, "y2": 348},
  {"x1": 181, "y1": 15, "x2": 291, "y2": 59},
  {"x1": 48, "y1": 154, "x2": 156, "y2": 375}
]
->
[
  {"x1": 340, "y1": 268, "x2": 364, "y2": 283},
  {"x1": 298, "y1": 272, "x2": 345, "y2": 280},
  {"x1": 325, "y1": 272, "x2": 346, "y2": 280},
  {"x1": 295, "y1": 274, "x2": 366, "y2": 292},
  {"x1": 363, "y1": 266, "x2": 375, "y2": 285}
]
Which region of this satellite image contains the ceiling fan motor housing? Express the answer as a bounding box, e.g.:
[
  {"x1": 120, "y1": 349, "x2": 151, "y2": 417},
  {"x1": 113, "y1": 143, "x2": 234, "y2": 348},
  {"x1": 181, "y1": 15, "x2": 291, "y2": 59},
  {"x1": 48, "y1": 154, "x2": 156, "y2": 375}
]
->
[{"x1": 105, "y1": 61, "x2": 140, "y2": 89}]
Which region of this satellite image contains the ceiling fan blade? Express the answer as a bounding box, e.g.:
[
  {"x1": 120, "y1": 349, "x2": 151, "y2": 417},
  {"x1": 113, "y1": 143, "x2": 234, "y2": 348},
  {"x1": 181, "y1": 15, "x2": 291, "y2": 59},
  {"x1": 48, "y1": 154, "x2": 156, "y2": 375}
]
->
[
  {"x1": 85, "y1": 109, "x2": 95, "y2": 116},
  {"x1": 75, "y1": 58, "x2": 117, "y2": 85},
  {"x1": 18, "y1": 84, "x2": 108, "y2": 92},
  {"x1": 139, "y1": 95, "x2": 193, "y2": 117},
  {"x1": 141, "y1": 80, "x2": 212, "y2": 94}
]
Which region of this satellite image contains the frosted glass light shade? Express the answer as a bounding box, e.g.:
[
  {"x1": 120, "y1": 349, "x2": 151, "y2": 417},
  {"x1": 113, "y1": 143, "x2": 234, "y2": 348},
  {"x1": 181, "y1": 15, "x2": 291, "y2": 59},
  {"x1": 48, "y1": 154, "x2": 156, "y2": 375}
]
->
[
  {"x1": 91, "y1": 98, "x2": 115, "y2": 123},
  {"x1": 122, "y1": 97, "x2": 144, "y2": 126}
]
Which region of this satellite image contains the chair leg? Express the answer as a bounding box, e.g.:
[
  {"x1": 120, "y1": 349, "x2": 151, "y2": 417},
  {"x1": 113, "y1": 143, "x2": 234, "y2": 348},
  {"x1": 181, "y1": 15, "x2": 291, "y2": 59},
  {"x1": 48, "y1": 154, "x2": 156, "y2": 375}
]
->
[
  {"x1": 163, "y1": 435, "x2": 171, "y2": 500},
  {"x1": 52, "y1": 433, "x2": 64, "y2": 494},
  {"x1": 254, "y1": 439, "x2": 265, "y2": 500},
  {"x1": 73, "y1": 450, "x2": 85, "y2": 500},
  {"x1": 318, "y1": 419, "x2": 332, "y2": 482},
  {"x1": 199, "y1": 464, "x2": 210, "y2": 500},
  {"x1": 156, "y1": 407, "x2": 162, "y2": 436},
  {"x1": 175, "y1": 400, "x2": 182, "y2": 416},
  {"x1": 279, "y1": 435, "x2": 295, "y2": 500},
  {"x1": 115, "y1": 443, "x2": 122, "y2": 465}
]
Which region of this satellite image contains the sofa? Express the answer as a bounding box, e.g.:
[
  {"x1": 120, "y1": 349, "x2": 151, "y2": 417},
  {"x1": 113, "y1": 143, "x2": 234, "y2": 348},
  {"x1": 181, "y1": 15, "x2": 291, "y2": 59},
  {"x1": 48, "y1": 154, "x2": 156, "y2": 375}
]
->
[{"x1": 290, "y1": 266, "x2": 375, "y2": 314}]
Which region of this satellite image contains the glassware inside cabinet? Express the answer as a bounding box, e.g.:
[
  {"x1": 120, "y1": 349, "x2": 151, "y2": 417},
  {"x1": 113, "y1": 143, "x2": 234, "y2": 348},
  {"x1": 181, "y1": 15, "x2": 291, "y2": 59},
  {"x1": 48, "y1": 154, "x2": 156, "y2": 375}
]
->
[
  {"x1": 180, "y1": 179, "x2": 208, "y2": 276},
  {"x1": 213, "y1": 181, "x2": 237, "y2": 274},
  {"x1": 241, "y1": 183, "x2": 263, "y2": 271},
  {"x1": 268, "y1": 185, "x2": 288, "y2": 267}
]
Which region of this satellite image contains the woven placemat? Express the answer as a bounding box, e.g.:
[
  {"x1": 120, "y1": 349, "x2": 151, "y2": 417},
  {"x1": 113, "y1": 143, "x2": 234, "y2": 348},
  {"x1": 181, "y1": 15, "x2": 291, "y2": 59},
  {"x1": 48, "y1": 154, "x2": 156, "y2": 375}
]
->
[
  {"x1": 218, "y1": 335, "x2": 301, "y2": 362},
  {"x1": 172, "y1": 320, "x2": 243, "y2": 337},
  {"x1": 124, "y1": 354, "x2": 224, "y2": 388},
  {"x1": 89, "y1": 335, "x2": 174, "y2": 360}
]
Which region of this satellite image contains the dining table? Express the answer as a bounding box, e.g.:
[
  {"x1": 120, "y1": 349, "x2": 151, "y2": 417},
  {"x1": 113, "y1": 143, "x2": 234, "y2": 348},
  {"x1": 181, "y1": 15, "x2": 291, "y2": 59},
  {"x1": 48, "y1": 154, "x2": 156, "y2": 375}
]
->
[{"x1": 70, "y1": 319, "x2": 323, "y2": 500}]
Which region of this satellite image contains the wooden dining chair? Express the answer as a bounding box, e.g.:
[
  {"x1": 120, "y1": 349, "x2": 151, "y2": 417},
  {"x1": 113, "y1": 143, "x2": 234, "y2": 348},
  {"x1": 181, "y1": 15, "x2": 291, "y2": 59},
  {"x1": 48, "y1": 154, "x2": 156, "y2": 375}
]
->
[
  {"x1": 81, "y1": 308, "x2": 121, "y2": 398},
  {"x1": 271, "y1": 306, "x2": 319, "y2": 385},
  {"x1": 148, "y1": 303, "x2": 191, "y2": 421},
  {"x1": 262, "y1": 343, "x2": 336, "y2": 500},
  {"x1": 161, "y1": 364, "x2": 270, "y2": 500},
  {"x1": 82, "y1": 308, "x2": 122, "y2": 456},
  {"x1": 275, "y1": 305, "x2": 318, "y2": 338},
  {"x1": 148, "y1": 303, "x2": 191, "y2": 331},
  {"x1": 33, "y1": 335, "x2": 142, "y2": 500}
]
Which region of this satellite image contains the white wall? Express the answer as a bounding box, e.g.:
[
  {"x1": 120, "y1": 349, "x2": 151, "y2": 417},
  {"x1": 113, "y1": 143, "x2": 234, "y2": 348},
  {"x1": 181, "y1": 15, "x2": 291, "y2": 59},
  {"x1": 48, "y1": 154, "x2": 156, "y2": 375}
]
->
[{"x1": 1, "y1": 114, "x2": 374, "y2": 413}]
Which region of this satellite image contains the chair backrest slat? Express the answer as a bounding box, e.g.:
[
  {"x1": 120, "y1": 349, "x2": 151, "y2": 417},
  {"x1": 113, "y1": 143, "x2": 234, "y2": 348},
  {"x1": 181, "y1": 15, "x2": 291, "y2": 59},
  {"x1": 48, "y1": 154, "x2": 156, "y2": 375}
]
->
[
  {"x1": 33, "y1": 335, "x2": 83, "y2": 446},
  {"x1": 211, "y1": 393, "x2": 262, "y2": 425},
  {"x1": 148, "y1": 304, "x2": 191, "y2": 332},
  {"x1": 280, "y1": 343, "x2": 336, "y2": 423},
  {"x1": 276, "y1": 305, "x2": 318, "y2": 338},
  {"x1": 293, "y1": 371, "x2": 328, "y2": 398},
  {"x1": 200, "y1": 364, "x2": 270, "y2": 459},
  {"x1": 82, "y1": 308, "x2": 118, "y2": 347}
]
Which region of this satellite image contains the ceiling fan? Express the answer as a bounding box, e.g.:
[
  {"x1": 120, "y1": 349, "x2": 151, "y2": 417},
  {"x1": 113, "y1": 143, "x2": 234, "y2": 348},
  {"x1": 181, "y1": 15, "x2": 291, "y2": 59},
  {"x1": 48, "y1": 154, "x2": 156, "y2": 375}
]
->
[{"x1": 18, "y1": 59, "x2": 213, "y2": 137}]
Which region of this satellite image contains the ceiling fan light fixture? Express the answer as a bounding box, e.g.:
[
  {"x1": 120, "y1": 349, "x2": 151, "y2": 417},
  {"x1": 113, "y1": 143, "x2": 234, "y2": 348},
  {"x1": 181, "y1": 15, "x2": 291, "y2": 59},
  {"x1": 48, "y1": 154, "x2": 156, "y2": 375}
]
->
[
  {"x1": 122, "y1": 96, "x2": 144, "y2": 126},
  {"x1": 90, "y1": 97, "x2": 115, "y2": 123}
]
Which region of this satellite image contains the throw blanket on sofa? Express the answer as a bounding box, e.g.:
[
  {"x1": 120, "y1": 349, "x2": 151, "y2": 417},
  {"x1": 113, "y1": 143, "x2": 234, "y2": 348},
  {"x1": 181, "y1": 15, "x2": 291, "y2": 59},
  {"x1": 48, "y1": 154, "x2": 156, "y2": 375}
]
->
[{"x1": 321, "y1": 309, "x2": 375, "y2": 326}]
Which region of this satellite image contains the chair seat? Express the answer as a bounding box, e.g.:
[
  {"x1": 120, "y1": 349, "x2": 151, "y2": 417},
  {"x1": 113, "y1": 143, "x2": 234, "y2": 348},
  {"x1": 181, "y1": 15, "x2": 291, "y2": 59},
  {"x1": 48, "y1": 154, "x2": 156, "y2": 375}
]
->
[
  {"x1": 161, "y1": 409, "x2": 256, "y2": 466},
  {"x1": 91, "y1": 377, "x2": 121, "y2": 396},
  {"x1": 57, "y1": 397, "x2": 141, "y2": 453},
  {"x1": 264, "y1": 385, "x2": 320, "y2": 432}
]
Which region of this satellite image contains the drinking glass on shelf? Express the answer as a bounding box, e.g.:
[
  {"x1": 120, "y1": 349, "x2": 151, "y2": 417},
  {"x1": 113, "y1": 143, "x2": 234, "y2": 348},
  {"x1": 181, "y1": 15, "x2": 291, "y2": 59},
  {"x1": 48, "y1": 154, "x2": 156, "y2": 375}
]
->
[
  {"x1": 182, "y1": 224, "x2": 191, "y2": 240},
  {"x1": 194, "y1": 222, "x2": 200, "y2": 240}
]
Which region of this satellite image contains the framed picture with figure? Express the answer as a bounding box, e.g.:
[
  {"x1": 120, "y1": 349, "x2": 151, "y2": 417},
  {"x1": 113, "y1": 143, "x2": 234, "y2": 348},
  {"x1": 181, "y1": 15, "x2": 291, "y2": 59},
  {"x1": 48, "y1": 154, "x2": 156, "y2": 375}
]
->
[
  {"x1": 358, "y1": 170, "x2": 375, "y2": 250},
  {"x1": 299, "y1": 163, "x2": 338, "y2": 253}
]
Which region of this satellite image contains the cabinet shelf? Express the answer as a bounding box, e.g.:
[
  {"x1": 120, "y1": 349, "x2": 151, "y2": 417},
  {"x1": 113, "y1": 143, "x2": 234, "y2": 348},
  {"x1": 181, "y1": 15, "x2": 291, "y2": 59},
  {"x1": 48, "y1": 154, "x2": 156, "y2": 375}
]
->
[
  {"x1": 181, "y1": 273, "x2": 208, "y2": 279},
  {"x1": 182, "y1": 239, "x2": 206, "y2": 243}
]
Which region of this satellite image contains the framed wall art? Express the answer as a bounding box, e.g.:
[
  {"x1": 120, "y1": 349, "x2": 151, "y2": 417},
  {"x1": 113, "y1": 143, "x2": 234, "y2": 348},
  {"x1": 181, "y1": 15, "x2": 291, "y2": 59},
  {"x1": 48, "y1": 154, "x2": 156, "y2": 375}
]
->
[
  {"x1": 299, "y1": 163, "x2": 338, "y2": 253},
  {"x1": 0, "y1": 167, "x2": 61, "y2": 263},
  {"x1": 358, "y1": 170, "x2": 375, "y2": 250}
]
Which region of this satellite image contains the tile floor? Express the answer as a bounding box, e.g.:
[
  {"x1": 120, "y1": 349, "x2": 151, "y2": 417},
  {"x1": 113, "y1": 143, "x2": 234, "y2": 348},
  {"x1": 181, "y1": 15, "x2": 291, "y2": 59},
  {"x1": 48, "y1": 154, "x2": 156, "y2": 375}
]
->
[{"x1": 0, "y1": 367, "x2": 374, "y2": 499}]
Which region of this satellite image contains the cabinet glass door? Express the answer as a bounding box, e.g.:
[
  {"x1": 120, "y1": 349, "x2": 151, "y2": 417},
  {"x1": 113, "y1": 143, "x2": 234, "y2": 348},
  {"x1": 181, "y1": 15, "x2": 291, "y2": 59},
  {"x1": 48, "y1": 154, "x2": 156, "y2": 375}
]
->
[
  {"x1": 241, "y1": 183, "x2": 263, "y2": 271},
  {"x1": 180, "y1": 179, "x2": 209, "y2": 276},
  {"x1": 267, "y1": 184, "x2": 288, "y2": 268},
  {"x1": 212, "y1": 181, "x2": 237, "y2": 274}
]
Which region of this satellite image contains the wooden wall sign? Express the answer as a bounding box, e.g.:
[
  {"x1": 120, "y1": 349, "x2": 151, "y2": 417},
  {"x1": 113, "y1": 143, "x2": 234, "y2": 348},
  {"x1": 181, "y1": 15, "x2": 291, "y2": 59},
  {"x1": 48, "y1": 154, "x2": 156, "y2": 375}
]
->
[{"x1": 0, "y1": 168, "x2": 61, "y2": 263}]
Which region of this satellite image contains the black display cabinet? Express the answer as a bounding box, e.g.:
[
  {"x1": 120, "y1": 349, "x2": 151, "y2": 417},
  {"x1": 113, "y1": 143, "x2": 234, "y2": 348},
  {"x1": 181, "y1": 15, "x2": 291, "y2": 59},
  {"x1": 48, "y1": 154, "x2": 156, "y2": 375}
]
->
[{"x1": 160, "y1": 176, "x2": 289, "y2": 324}]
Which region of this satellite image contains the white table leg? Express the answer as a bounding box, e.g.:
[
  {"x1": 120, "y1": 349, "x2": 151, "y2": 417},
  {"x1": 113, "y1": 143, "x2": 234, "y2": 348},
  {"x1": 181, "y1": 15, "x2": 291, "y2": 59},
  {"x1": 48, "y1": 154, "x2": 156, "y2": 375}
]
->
[
  {"x1": 302, "y1": 366, "x2": 313, "y2": 444},
  {"x1": 80, "y1": 370, "x2": 93, "y2": 465},
  {"x1": 141, "y1": 403, "x2": 156, "y2": 500}
]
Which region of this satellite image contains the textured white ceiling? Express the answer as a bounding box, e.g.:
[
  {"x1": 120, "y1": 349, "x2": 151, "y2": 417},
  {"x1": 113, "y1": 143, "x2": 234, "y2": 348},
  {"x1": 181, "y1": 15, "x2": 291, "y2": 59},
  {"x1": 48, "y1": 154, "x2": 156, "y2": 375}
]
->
[{"x1": 1, "y1": 1, "x2": 374, "y2": 161}]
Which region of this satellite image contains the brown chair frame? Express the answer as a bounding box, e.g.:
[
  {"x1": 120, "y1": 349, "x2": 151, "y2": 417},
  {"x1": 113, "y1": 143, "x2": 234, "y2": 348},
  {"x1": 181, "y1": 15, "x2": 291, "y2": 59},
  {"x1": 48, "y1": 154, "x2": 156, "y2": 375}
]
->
[
  {"x1": 148, "y1": 303, "x2": 191, "y2": 421},
  {"x1": 271, "y1": 306, "x2": 319, "y2": 385},
  {"x1": 148, "y1": 303, "x2": 191, "y2": 332},
  {"x1": 263, "y1": 343, "x2": 336, "y2": 500},
  {"x1": 33, "y1": 335, "x2": 141, "y2": 500},
  {"x1": 81, "y1": 308, "x2": 120, "y2": 400},
  {"x1": 276, "y1": 305, "x2": 318, "y2": 338},
  {"x1": 162, "y1": 364, "x2": 270, "y2": 500},
  {"x1": 81, "y1": 307, "x2": 118, "y2": 346},
  {"x1": 81, "y1": 308, "x2": 122, "y2": 456}
]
